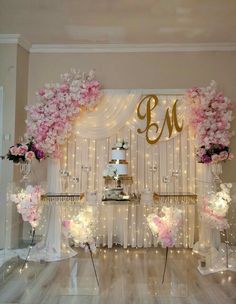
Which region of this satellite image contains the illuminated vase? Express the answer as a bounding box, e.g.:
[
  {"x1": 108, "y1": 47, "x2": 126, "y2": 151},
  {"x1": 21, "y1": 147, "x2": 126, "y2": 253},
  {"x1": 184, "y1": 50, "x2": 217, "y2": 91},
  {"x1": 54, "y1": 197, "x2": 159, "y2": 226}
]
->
[{"x1": 211, "y1": 162, "x2": 222, "y2": 183}]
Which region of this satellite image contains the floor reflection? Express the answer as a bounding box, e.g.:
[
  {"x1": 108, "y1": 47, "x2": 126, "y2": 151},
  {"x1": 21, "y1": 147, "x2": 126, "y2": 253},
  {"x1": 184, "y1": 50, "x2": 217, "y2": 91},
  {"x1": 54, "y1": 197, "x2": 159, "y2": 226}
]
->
[{"x1": 0, "y1": 247, "x2": 235, "y2": 304}]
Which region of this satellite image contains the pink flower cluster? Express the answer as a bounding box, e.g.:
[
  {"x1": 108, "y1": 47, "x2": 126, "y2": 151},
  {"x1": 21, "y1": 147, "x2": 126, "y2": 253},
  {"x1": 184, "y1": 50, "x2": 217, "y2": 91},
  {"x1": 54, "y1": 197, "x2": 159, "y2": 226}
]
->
[
  {"x1": 186, "y1": 81, "x2": 234, "y2": 164},
  {"x1": 25, "y1": 69, "x2": 100, "y2": 158},
  {"x1": 11, "y1": 185, "x2": 43, "y2": 228},
  {"x1": 196, "y1": 144, "x2": 233, "y2": 164},
  {"x1": 10, "y1": 144, "x2": 28, "y2": 156},
  {"x1": 147, "y1": 207, "x2": 182, "y2": 247},
  {"x1": 7, "y1": 141, "x2": 45, "y2": 164}
]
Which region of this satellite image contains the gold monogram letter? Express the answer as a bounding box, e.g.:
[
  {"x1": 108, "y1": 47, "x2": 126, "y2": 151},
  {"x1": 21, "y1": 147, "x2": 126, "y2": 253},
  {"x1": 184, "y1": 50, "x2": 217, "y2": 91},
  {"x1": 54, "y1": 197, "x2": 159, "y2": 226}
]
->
[{"x1": 137, "y1": 95, "x2": 183, "y2": 144}]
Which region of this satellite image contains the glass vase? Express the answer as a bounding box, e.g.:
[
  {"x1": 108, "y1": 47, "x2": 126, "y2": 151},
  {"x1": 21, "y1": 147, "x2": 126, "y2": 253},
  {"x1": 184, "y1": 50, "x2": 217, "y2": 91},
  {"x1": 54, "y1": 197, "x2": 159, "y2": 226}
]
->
[
  {"x1": 19, "y1": 161, "x2": 31, "y2": 182},
  {"x1": 211, "y1": 162, "x2": 222, "y2": 183}
]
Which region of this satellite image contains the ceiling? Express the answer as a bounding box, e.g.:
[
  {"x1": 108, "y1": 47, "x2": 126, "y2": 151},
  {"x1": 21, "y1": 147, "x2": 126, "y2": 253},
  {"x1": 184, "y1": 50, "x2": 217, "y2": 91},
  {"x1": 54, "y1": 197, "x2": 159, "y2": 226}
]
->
[{"x1": 0, "y1": 0, "x2": 236, "y2": 44}]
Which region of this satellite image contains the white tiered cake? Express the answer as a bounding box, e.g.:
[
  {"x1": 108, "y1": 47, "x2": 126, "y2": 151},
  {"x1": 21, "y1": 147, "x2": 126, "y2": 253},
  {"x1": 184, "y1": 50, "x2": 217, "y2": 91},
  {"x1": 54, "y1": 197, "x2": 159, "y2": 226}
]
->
[
  {"x1": 103, "y1": 139, "x2": 130, "y2": 201},
  {"x1": 109, "y1": 147, "x2": 128, "y2": 176}
]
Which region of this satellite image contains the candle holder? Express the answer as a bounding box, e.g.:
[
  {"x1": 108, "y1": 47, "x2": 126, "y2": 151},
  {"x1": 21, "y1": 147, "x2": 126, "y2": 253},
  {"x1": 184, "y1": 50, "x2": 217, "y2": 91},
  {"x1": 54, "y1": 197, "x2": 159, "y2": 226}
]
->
[
  {"x1": 71, "y1": 177, "x2": 79, "y2": 183},
  {"x1": 162, "y1": 176, "x2": 170, "y2": 183},
  {"x1": 149, "y1": 164, "x2": 158, "y2": 172},
  {"x1": 172, "y1": 170, "x2": 179, "y2": 177},
  {"x1": 82, "y1": 165, "x2": 91, "y2": 172},
  {"x1": 59, "y1": 169, "x2": 70, "y2": 192}
]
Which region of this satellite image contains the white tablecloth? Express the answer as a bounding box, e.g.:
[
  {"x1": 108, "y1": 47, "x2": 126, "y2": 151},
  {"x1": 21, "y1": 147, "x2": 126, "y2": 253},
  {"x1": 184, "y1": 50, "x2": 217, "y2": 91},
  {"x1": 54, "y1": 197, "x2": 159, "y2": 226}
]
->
[{"x1": 95, "y1": 201, "x2": 196, "y2": 249}]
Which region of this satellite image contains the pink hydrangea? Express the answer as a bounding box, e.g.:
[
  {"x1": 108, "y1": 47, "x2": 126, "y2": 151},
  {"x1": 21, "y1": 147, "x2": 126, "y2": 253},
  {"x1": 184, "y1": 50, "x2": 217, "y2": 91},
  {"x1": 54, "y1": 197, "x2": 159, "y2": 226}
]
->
[
  {"x1": 25, "y1": 70, "x2": 101, "y2": 158},
  {"x1": 11, "y1": 185, "x2": 44, "y2": 228},
  {"x1": 186, "y1": 81, "x2": 234, "y2": 164},
  {"x1": 147, "y1": 207, "x2": 182, "y2": 247}
]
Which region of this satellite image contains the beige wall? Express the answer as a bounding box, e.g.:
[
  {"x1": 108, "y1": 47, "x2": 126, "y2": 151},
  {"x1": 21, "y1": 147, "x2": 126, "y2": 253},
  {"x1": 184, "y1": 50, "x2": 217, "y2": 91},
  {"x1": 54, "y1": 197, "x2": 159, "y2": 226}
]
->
[
  {"x1": 14, "y1": 45, "x2": 30, "y2": 242},
  {"x1": 28, "y1": 51, "x2": 236, "y2": 182},
  {"x1": 15, "y1": 46, "x2": 29, "y2": 143},
  {"x1": 0, "y1": 44, "x2": 29, "y2": 248},
  {"x1": 0, "y1": 44, "x2": 17, "y2": 248},
  {"x1": 14, "y1": 45, "x2": 29, "y2": 181}
]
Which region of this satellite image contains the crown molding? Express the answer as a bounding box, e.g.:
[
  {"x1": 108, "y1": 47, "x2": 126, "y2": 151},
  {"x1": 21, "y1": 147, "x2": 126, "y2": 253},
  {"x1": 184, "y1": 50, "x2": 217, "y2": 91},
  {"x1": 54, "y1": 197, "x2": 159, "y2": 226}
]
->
[
  {"x1": 30, "y1": 42, "x2": 236, "y2": 53},
  {"x1": 0, "y1": 34, "x2": 31, "y2": 51},
  {"x1": 18, "y1": 36, "x2": 31, "y2": 52},
  {"x1": 102, "y1": 88, "x2": 185, "y2": 95},
  {"x1": 1, "y1": 35, "x2": 236, "y2": 53}
]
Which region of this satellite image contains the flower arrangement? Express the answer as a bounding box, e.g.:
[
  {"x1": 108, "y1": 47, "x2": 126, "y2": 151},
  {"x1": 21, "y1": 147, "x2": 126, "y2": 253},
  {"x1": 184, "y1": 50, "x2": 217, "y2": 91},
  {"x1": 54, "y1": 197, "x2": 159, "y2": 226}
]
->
[
  {"x1": 25, "y1": 69, "x2": 100, "y2": 158},
  {"x1": 196, "y1": 144, "x2": 233, "y2": 164},
  {"x1": 62, "y1": 207, "x2": 96, "y2": 252},
  {"x1": 201, "y1": 183, "x2": 232, "y2": 230},
  {"x1": 10, "y1": 185, "x2": 44, "y2": 228},
  {"x1": 115, "y1": 138, "x2": 129, "y2": 150},
  {"x1": 115, "y1": 138, "x2": 128, "y2": 149},
  {"x1": 7, "y1": 140, "x2": 45, "y2": 164},
  {"x1": 186, "y1": 81, "x2": 234, "y2": 164},
  {"x1": 147, "y1": 207, "x2": 182, "y2": 247},
  {"x1": 103, "y1": 164, "x2": 118, "y2": 178}
]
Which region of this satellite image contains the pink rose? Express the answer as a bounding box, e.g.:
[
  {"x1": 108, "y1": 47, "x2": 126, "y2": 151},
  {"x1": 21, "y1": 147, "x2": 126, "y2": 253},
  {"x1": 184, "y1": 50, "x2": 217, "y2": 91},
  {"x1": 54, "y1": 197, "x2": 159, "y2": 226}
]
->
[
  {"x1": 211, "y1": 154, "x2": 220, "y2": 163},
  {"x1": 228, "y1": 153, "x2": 234, "y2": 160},
  {"x1": 25, "y1": 151, "x2": 35, "y2": 161},
  {"x1": 59, "y1": 84, "x2": 69, "y2": 93},
  {"x1": 62, "y1": 220, "x2": 71, "y2": 229},
  {"x1": 38, "y1": 88, "x2": 45, "y2": 96},
  {"x1": 18, "y1": 145, "x2": 28, "y2": 155},
  {"x1": 219, "y1": 151, "x2": 229, "y2": 161},
  {"x1": 10, "y1": 146, "x2": 19, "y2": 156}
]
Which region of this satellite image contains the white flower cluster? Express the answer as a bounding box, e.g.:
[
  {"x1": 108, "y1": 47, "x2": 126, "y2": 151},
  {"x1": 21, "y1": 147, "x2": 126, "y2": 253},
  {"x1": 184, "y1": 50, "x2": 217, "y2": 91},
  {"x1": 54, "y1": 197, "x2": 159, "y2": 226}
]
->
[
  {"x1": 69, "y1": 207, "x2": 96, "y2": 252},
  {"x1": 115, "y1": 138, "x2": 128, "y2": 149},
  {"x1": 103, "y1": 164, "x2": 117, "y2": 178},
  {"x1": 202, "y1": 183, "x2": 232, "y2": 230}
]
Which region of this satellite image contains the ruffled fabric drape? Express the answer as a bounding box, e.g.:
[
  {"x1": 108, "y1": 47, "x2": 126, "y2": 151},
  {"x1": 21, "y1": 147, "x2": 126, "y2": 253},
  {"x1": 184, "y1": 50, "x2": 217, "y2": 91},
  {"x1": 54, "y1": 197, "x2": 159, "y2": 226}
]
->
[{"x1": 75, "y1": 91, "x2": 186, "y2": 140}]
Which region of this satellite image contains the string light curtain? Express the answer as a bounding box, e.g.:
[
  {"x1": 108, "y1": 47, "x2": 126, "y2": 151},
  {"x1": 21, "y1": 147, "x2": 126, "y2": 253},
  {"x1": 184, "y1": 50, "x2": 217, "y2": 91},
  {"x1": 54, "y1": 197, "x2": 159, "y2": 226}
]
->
[{"x1": 60, "y1": 91, "x2": 197, "y2": 248}]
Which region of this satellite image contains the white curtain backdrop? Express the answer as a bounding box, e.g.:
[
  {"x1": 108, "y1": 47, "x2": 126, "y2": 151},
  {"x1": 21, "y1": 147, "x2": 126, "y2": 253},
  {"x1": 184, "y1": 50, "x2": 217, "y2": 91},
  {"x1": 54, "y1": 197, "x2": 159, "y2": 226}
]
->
[{"x1": 52, "y1": 91, "x2": 198, "y2": 248}]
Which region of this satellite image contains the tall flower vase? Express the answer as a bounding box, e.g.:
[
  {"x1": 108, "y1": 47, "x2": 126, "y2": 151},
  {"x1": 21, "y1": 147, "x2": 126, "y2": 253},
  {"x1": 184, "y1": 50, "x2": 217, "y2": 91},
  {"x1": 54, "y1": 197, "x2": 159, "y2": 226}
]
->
[
  {"x1": 211, "y1": 163, "x2": 222, "y2": 185},
  {"x1": 27, "y1": 158, "x2": 77, "y2": 261},
  {"x1": 193, "y1": 163, "x2": 221, "y2": 255}
]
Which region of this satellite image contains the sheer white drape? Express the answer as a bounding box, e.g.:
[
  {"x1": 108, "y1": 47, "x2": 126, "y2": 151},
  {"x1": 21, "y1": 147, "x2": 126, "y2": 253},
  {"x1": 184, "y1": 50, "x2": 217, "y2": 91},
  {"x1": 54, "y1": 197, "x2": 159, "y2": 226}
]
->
[
  {"x1": 30, "y1": 159, "x2": 77, "y2": 261},
  {"x1": 75, "y1": 92, "x2": 142, "y2": 139},
  {"x1": 75, "y1": 91, "x2": 186, "y2": 140},
  {"x1": 61, "y1": 91, "x2": 196, "y2": 248}
]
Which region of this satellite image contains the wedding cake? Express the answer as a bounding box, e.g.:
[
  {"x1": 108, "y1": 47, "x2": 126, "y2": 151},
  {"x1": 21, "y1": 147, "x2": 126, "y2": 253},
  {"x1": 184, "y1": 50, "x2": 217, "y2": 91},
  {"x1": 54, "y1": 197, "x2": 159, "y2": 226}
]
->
[
  {"x1": 109, "y1": 148, "x2": 128, "y2": 176},
  {"x1": 103, "y1": 139, "x2": 130, "y2": 201},
  {"x1": 103, "y1": 139, "x2": 129, "y2": 178}
]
